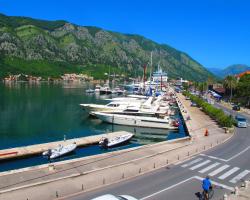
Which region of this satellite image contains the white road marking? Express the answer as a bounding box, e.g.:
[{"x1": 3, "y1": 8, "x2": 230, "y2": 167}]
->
[
  {"x1": 229, "y1": 170, "x2": 250, "y2": 183},
  {"x1": 140, "y1": 176, "x2": 233, "y2": 200},
  {"x1": 198, "y1": 162, "x2": 221, "y2": 173},
  {"x1": 181, "y1": 158, "x2": 203, "y2": 168},
  {"x1": 200, "y1": 154, "x2": 226, "y2": 162},
  {"x1": 140, "y1": 176, "x2": 194, "y2": 200},
  {"x1": 190, "y1": 160, "x2": 211, "y2": 170},
  {"x1": 218, "y1": 167, "x2": 240, "y2": 180},
  {"x1": 194, "y1": 176, "x2": 234, "y2": 191},
  {"x1": 200, "y1": 146, "x2": 250, "y2": 162},
  {"x1": 209, "y1": 164, "x2": 230, "y2": 176},
  {"x1": 226, "y1": 146, "x2": 250, "y2": 161}
]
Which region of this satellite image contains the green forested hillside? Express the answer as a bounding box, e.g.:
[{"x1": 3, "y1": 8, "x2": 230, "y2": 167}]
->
[{"x1": 0, "y1": 13, "x2": 214, "y2": 81}]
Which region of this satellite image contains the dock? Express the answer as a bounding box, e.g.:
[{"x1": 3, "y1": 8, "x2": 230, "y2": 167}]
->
[
  {"x1": 175, "y1": 94, "x2": 192, "y2": 136},
  {"x1": 0, "y1": 131, "x2": 130, "y2": 161}
]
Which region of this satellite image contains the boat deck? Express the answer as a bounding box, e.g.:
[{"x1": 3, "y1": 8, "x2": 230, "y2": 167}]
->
[{"x1": 0, "y1": 131, "x2": 131, "y2": 161}]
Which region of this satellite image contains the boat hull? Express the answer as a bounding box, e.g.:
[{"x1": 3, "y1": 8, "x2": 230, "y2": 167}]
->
[
  {"x1": 100, "y1": 90, "x2": 112, "y2": 95},
  {"x1": 49, "y1": 144, "x2": 77, "y2": 159},
  {"x1": 99, "y1": 133, "x2": 134, "y2": 148},
  {"x1": 94, "y1": 112, "x2": 177, "y2": 129}
]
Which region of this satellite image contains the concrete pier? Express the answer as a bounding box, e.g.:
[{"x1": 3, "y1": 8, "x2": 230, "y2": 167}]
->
[{"x1": 0, "y1": 131, "x2": 130, "y2": 161}]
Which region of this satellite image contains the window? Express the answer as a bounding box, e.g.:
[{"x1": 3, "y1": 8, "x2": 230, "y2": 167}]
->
[
  {"x1": 237, "y1": 118, "x2": 246, "y2": 122},
  {"x1": 117, "y1": 196, "x2": 128, "y2": 200}
]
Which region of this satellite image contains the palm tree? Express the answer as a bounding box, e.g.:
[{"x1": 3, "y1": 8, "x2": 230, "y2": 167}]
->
[
  {"x1": 207, "y1": 76, "x2": 214, "y2": 90},
  {"x1": 223, "y1": 75, "x2": 237, "y2": 102},
  {"x1": 194, "y1": 82, "x2": 199, "y2": 91}
]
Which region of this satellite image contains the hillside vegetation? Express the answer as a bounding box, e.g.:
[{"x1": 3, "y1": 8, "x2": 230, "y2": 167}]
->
[{"x1": 0, "y1": 13, "x2": 214, "y2": 80}]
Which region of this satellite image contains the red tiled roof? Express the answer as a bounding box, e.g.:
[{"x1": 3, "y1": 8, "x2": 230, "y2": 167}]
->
[
  {"x1": 213, "y1": 87, "x2": 225, "y2": 93},
  {"x1": 236, "y1": 70, "x2": 250, "y2": 78}
]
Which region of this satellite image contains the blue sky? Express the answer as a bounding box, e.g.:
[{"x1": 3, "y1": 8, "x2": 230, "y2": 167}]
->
[{"x1": 0, "y1": 0, "x2": 249, "y2": 69}]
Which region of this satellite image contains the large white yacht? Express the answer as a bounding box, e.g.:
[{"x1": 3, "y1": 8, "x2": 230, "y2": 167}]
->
[
  {"x1": 92, "y1": 111, "x2": 178, "y2": 129},
  {"x1": 145, "y1": 65, "x2": 168, "y2": 87}
]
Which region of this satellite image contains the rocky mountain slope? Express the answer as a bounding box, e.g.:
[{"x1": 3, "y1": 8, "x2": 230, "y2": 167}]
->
[{"x1": 0, "y1": 13, "x2": 214, "y2": 81}]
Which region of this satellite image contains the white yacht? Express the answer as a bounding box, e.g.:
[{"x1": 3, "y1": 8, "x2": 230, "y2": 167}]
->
[
  {"x1": 146, "y1": 65, "x2": 168, "y2": 86},
  {"x1": 80, "y1": 101, "x2": 142, "y2": 113},
  {"x1": 92, "y1": 111, "x2": 178, "y2": 129}
]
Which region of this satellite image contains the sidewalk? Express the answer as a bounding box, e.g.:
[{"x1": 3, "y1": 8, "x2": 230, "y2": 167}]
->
[
  {"x1": 0, "y1": 93, "x2": 232, "y2": 200},
  {"x1": 228, "y1": 181, "x2": 250, "y2": 200}
]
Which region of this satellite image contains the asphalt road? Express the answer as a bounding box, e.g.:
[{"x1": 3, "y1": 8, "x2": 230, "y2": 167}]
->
[{"x1": 65, "y1": 104, "x2": 250, "y2": 200}]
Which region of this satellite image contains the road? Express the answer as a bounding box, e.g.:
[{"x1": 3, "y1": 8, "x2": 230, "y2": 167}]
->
[{"x1": 65, "y1": 104, "x2": 250, "y2": 200}]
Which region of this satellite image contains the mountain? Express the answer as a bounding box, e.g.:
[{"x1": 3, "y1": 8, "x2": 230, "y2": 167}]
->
[
  {"x1": 208, "y1": 64, "x2": 250, "y2": 78},
  {"x1": 207, "y1": 68, "x2": 223, "y2": 77},
  {"x1": 0, "y1": 13, "x2": 214, "y2": 81},
  {"x1": 221, "y1": 64, "x2": 250, "y2": 77}
]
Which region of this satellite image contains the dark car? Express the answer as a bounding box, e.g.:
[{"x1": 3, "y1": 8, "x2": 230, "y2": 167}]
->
[
  {"x1": 191, "y1": 101, "x2": 197, "y2": 107},
  {"x1": 232, "y1": 105, "x2": 240, "y2": 111}
]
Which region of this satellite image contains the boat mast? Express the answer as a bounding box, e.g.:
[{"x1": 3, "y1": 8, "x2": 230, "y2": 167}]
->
[
  {"x1": 143, "y1": 64, "x2": 147, "y2": 92},
  {"x1": 150, "y1": 51, "x2": 153, "y2": 86},
  {"x1": 108, "y1": 65, "x2": 110, "y2": 85}
]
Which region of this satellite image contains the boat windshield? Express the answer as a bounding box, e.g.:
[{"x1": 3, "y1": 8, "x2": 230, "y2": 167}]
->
[{"x1": 107, "y1": 103, "x2": 120, "y2": 107}]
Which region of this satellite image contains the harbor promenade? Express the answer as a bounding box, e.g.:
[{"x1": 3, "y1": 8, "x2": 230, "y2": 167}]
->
[
  {"x1": 0, "y1": 93, "x2": 233, "y2": 200},
  {"x1": 0, "y1": 131, "x2": 129, "y2": 160}
]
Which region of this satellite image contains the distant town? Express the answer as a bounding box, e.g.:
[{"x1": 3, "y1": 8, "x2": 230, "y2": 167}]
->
[{"x1": 3, "y1": 73, "x2": 94, "y2": 82}]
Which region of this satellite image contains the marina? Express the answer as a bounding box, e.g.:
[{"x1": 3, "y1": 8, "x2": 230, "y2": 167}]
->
[{"x1": 0, "y1": 79, "x2": 188, "y2": 172}]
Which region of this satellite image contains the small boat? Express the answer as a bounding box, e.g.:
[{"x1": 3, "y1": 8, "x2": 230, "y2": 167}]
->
[
  {"x1": 99, "y1": 133, "x2": 134, "y2": 148},
  {"x1": 100, "y1": 85, "x2": 112, "y2": 95},
  {"x1": 95, "y1": 85, "x2": 101, "y2": 93},
  {"x1": 111, "y1": 87, "x2": 126, "y2": 95},
  {"x1": 42, "y1": 145, "x2": 61, "y2": 156},
  {"x1": 86, "y1": 89, "x2": 94, "y2": 93},
  {"x1": 43, "y1": 143, "x2": 77, "y2": 159}
]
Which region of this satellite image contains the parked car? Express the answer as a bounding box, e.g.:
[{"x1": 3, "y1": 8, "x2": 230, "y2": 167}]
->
[
  {"x1": 91, "y1": 194, "x2": 139, "y2": 200},
  {"x1": 235, "y1": 115, "x2": 247, "y2": 128},
  {"x1": 185, "y1": 96, "x2": 190, "y2": 100},
  {"x1": 191, "y1": 101, "x2": 197, "y2": 107},
  {"x1": 232, "y1": 105, "x2": 240, "y2": 111}
]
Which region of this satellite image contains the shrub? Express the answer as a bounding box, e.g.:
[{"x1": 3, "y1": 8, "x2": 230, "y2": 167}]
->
[{"x1": 184, "y1": 92, "x2": 235, "y2": 127}]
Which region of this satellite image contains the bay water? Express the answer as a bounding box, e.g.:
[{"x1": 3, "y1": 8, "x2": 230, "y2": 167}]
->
[{"x1": 0, "y1": 82, "x2": 186, "y2": 172}]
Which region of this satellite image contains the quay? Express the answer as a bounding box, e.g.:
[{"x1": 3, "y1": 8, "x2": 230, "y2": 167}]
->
[
  {"x1": 0, "y1": 92, "x2": 233, "y2": 200},
  {"x1": 0, "y1": 131, "x2": 130, "y2": 161}
]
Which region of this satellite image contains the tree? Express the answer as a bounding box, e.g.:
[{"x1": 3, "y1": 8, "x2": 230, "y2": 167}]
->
[
  {"x1": 194, "y1": 82, "x2": 199, "y2": 91},
  {"x1": 236, "y1": 74, "x2": 250, "y2": 107},
  {"x1": 207, "y1": 76, "x2": 214, "y2": 90},
  {"x1": 223, "y1": 75, "x2": 237, "y2": 102},
  {"x1": 197, "y1": 82, "x2": 208, "y2": 95}
]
